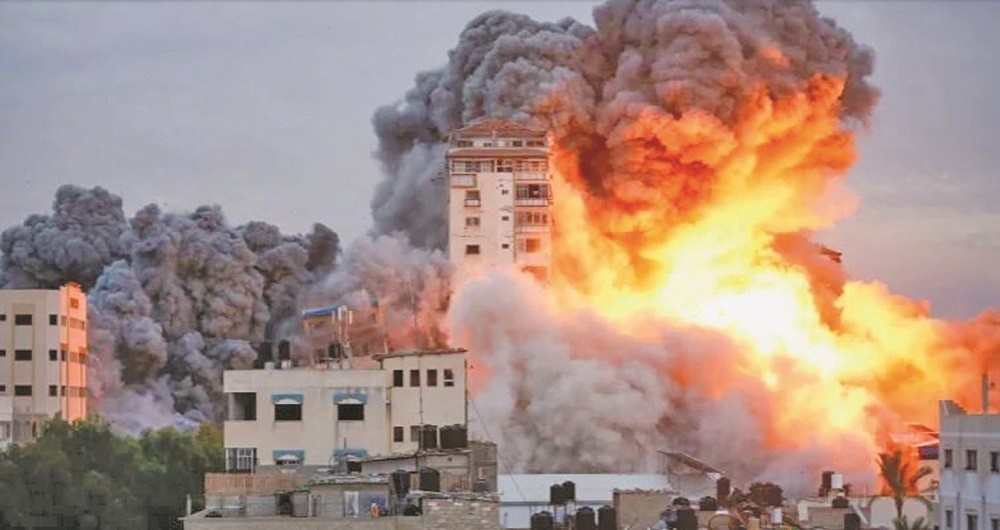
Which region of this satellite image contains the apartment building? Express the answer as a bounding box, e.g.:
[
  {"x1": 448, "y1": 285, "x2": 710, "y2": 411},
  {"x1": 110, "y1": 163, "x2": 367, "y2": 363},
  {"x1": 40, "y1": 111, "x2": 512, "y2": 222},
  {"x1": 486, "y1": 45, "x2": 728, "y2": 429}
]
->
[
  {"x1": 446, "y1": 119, "x2": 552, "y2": 280},
  {"x1": 938, "y1": 399, "x2": 1000, "y2": 530},
  {"x1": 222, "y1": 349, "x2": 468, "y2": 471},
  {"x1": 0, "y1": 283, "x2": 88, "y2": 446}
]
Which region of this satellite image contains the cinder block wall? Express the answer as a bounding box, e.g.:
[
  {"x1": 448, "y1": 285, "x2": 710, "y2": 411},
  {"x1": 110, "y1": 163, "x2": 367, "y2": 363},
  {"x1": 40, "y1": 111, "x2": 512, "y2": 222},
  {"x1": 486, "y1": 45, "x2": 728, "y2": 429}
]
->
[
  {"x1": 423, "y1": 497, "x2": 502, "y2": 530},
  {"x1": 613, "y1": 490, "x2": 674, "y2": 530}
]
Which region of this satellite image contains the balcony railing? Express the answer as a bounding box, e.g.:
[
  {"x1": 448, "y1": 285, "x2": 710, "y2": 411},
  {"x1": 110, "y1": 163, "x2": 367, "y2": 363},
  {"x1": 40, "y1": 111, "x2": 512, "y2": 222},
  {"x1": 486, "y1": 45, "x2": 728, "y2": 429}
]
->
[
  {"x1": 464, "y1": 199, "x2": 481, "y2": 207},
  {"x1": 514, "y1": 198, "x2": 549, "y2": 207},
  {"x1": 513, "y1": 171, "x2": 548, "y2": 181}
]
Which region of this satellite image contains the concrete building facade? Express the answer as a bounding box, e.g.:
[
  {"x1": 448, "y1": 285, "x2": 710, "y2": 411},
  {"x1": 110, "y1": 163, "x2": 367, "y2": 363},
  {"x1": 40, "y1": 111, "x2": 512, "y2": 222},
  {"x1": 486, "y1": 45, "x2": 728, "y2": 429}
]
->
[
  {"x1": 446, "y1": 119, "x2": 552, "y2": 280},
  {"x1": 223, "y1": 349, "x2": 468, "y2": 470},
  {"x1": 0, "y1": 283, "x2": 88, "y2": 446},
  {"x1": 938, "y1": 400, "x2": 1000, "y2": 530}
]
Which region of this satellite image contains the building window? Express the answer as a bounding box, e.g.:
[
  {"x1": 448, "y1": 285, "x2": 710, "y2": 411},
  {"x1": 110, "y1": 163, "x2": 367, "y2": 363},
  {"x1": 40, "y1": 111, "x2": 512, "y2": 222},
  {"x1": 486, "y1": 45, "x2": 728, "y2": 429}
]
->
[
  {"x1": 0, "y1": 385, "x2": 5, "y2": 393},
  {"x1": 968, "y1": 514, "x2": 978, "y2": 530},
  {"x1": 393, "y1": 426, "x2": 404, "y2": 443},
  {"x1": 226, "y1": 448, "x2": 257, "y2": 473},
  {"x1": 443, "y1": 369, "x2": 455, "y2": 387},
  {"x1": 0, "y1": 314, "x2": 5, "y2": 321},
  {"x1": 0, "y1": 349, "x2": 5, "y2": 357},
  {"x1": 14, "y1": 314, "x2": 32, "y2": 325},
  {"x1": 410, "y1": 369, "x2": 420, "y2": 387},
  {"x1": 525, "y1": 238, "x2": 541, "y2": 253},
  {"x1": 274, "y1": 404, "x2": 302, "y2": 422},
  {"x1": 464, "y1": 190, "x2": 481, "y2": 206},
  {"x1": 990, "y1": 451, "x2": 998, "y2": 473},
  {"x1": 427, "y1": 369, "x2": 438, "y2": 387},
  {"x1": 337, "y1": 404, "x2": 364, "y2": 421},
  {"x1": 393, "y1": 369, "x2": 404, "y2": 387},
  {"x1": 60, "y1": 386, "x2": 66, "y2": 396},
  {"x1": 515, "y1": 183, "x2": 549, "y2": 200},
  {"x1": 966, "y1": 450, "x2": 978, "y2": 471},
  {"x1": 14, "y1": 386, "x2": 31, "y2": 396},
  {"x1": 410, "y1": 426, "x2": 420, "y2": 442},
  {"x1": 49, "y1": 349, "x2": 57, "y2": 361},
  {"x1": 516, "y1": 210, "x2": 549, "y2": 225},
  {"x1": 48, "y1": 385, "x2": 57, "y2": 397},
  {"x1": 48, "y1": 314, "x2": 57, "y2": 325},
  {"x1": 991, "y1": 518, "x2": 998, "y2": 530},
  {"x1": 946, "y1": 510, "x2": 953, "y2": 529},
  {"x1": 14, "y1": 350, "x2": 32, "y2": 361},
  {"x1": 502, "y1": 243, "x2": 510, "y2": 249},
  {"x1": 69, "y1": 298, "x2": 80, "y2": 309},
  {"x1": 944, "y1": 449, "x2": 953, "y2": 469},
  {"x1": 465, "y1": 216, "x2": 480, "y2": 228},
  {"x1": 501, "y1": 215, "x2": 509, "y2": 221},
  {"x1": 231, "y1": 393, "x2": 257, "y2": 421},
  {"x1": 465, "y1": 245, "x2": 480, "y2": 256}
]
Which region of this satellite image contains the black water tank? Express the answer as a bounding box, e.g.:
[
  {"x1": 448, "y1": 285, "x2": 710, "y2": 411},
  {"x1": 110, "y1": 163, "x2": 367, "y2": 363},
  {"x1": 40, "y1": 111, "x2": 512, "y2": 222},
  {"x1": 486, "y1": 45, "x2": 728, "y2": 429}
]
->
[
  {"x1": 531, "y1": 511, "x2": 554, "y2": 530},
  {"x1": 598, "y1": 505, "x2": 617, "y2": 530},
  {"x1": 699, "y1": 496, "x2": 718, "y2": 511},
  {"x1": 576, "y1": 506, "x2": 597, "y2": 530},
  {"x1": 822, "y1": 471, "x2": 834, "y2": 491},
  {"x1": 676, "y1": 509, "x2": 698, "y2": 530},
  {"x1": 391, "y1": 470, "x2": 410, "y2": 496},
  {"x1": 346, "y1": 460, "x2": 362, "y2": 473},
  {"x1": 832, "y1": 497, "x2": 849, "y2": 509},
  {"x1": 419, "y1": 468, "x2": 440, "y2": 492},
  {"x1": 420, "y1": 425, "x2": 438, "y2": 450},
  {"x1": 716, "y1": 477, "x2": 731, "y2": 504},
  {"x1": 562, "y1": 480, "x2": 576, "y2": 502},
  {"x1": 278, "y1": 340, "x2": 290, "y2": 361},
  {"x1": 844, "y1": 513, "x2": 861, "y2": 530},
  {"x1": 549, "y1": 484, "x2": 565, "y2": 505},
  {"x1": 672, "y1": 497, "x2": 691, "y2": 508}
]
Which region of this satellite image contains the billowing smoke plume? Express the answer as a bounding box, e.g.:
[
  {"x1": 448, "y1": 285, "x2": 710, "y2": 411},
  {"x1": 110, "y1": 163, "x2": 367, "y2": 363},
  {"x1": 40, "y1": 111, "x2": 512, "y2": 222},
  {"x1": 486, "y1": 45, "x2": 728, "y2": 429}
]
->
[
  {"x1": 0, "y1": 185, "x2": 339, "y2": 431},
  {"x1": 371, "y1": 0, "x2": 998, "y2": 492}
]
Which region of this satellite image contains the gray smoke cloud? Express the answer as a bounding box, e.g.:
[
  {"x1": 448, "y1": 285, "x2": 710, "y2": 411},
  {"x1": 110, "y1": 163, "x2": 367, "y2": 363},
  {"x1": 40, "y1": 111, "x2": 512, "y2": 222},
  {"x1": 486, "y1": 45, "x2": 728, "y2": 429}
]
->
[
  {"x1": 1, "y1": 185, "x2": 339, "y2": 432},
  {"x1": 369, "y1": 0, "x2": 883, "y2": 489}
]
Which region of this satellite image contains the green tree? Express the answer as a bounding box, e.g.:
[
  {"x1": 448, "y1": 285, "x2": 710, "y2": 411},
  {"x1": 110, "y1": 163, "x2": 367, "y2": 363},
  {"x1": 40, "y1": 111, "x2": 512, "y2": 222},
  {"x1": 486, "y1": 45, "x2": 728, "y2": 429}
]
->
[{"x1": 877, "y1": 448, "x2": 932, "y2": 519}]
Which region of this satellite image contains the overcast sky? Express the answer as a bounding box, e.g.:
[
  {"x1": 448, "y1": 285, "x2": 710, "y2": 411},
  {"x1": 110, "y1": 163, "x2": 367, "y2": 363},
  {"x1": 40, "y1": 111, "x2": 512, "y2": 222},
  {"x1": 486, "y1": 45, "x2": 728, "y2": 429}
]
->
[{"x1": 0, "y1": 2, "x2": 997, "y2": 319}]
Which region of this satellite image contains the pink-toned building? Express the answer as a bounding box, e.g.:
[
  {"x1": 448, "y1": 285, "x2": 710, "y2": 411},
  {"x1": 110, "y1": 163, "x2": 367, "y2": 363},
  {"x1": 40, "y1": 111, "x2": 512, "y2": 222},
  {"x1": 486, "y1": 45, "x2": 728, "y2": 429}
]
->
[{"x1": 0, "y1": 283, "x2": 88, "y2": 446}]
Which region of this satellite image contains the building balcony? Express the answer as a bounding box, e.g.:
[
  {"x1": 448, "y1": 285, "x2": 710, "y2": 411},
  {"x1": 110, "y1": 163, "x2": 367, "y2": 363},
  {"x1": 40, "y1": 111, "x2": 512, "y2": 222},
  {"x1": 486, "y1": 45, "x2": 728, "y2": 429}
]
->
[
  {"x1": 513, "y1": 171, "x2": 548, "y2": 181},
  {"x1": 514, "y1": 198, "x2": 549, "y2": 207},
  {"x1": 515, "y1": 225, "x2": 550, "y2": 233},
  {"x1": 464, "y1": 199, "x2": 481, "y2": 207}
]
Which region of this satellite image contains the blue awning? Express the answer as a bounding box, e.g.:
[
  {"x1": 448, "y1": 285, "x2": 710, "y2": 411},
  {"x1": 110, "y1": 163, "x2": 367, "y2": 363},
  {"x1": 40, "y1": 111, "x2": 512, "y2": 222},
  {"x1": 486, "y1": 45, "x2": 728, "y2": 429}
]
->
[
  {"x1": 333, "y1": 392, "x2": 368, "y2": 405},
  {"x1": 332, "y1": 448, "x2": 369, "y2": 460},
  {"x1": 271, "y1": 393, "x2": 303, "y2": 405},
  {"x1": 301, "y1": 305, "x2": 338, "y2": 319},
  {"x1": 273, "y1": 449, "x2": 305, "y2": 463}
]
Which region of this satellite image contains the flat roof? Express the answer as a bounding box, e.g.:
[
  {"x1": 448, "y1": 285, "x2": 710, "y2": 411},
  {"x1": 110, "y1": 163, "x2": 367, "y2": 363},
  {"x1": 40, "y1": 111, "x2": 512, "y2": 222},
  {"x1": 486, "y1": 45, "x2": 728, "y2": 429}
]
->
[
  {"x1": 452, "y1": 118, "x2": 545, "y2": 138},
  {"x1": 372, "y1": 348, "x2": 467, "y2": 361},
  {"x1": 446, "y1": 148, "x2": 548, "y2": 158}
]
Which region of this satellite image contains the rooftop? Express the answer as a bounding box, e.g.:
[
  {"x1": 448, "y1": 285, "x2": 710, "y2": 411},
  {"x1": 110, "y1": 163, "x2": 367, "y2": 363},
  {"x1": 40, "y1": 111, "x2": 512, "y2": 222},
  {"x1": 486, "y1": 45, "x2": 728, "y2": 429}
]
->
[
  {"x1": 452, "y1": 118, "x2": 545, "y2": 138},
  {"x1": 498, "y1": 474, "x2": 674, "y2": 505},
  {"x1": 372, "y1": 348, "x2": 467, "y2": 361}
]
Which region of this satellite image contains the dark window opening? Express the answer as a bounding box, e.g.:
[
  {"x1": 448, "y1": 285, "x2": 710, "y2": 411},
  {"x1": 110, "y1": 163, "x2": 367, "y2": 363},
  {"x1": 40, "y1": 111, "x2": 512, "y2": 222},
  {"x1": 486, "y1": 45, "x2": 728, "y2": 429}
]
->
[
  {"x1": 49, "y1": 314, "x2": 57, "y2": 326},
  {"x1": 966, "y1": 449, "x2": 978, "y2": 471},
  {"x1": 14, "y1": 314, "x2": 32, "y2": 325},
  {"x1": 465, "y1": 245, "x2": 480, "y2": 256},
  {"x1": 393, "y1": 426, "x2": 404, "y2": 442},
  {"x1": 990, "y1": 451, "x2": 998, "y2": 473},
  {"x1": 427, "y1": 369, "x2": 438, "y2": 387},
  {"x1": 48, "y1": 385, "x2": 57, "y2": 397},
  {"x1": 231, "y1": 392, "x2": 257, "y2": 421},
  {"x1": 338, "y1": 404, "x2": 364, "y2": 421},
  {"x1": 968, "y1": 515, "x2": 978, "y2": 530},
  {"x1": 14, "y1": 350, "x2": 32, "y2": 361},
  {"x1": 393, "y1": 370, "x2": 404, "y2": 387},
  {"x1": 410, "y1": 426, "x2": 420, "y2": 442},
  {"x1": 443, "y1": 369, "x2": 455, "y2": 387},
  {"x1": 0, "y1": 385, "x2": 6, "y2": 393},
  {"x1": 946, "y1": 510, "x2": 953, "y2": 529},
  {"x1": 49, "y1": 349, "x2": 57, "y2": 361},
  {"x1": 944, "y1": 449, "x2": 953, "y2": 469},
  {"x1": 14, "y1": 385, "x2": 32, "y2": 396},
  {"x1": 410, "y1": 369, "x2": 420, "y2": 387},
  {"x1": 0, "y1": 314, "x2": 5, "y2": 321},
  {"x1": 274, "y1": 404, "x2": 302, "y2": 422},
  {"x1": 70, "y1": 298, "x2": 80, "y2": 309},
  {"x1": 0, "y1": 349, "x2": 5, "y2": 357}
]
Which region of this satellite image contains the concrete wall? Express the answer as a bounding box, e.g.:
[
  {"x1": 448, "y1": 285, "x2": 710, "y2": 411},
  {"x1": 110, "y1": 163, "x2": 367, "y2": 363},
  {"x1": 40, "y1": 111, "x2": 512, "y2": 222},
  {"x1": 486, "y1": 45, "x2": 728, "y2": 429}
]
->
[
  {"x1": 938, "y1": 401, "x2": 1000, "y2": 530},
  {"x1": 423, "y1": 497, "x2": 502, "y2": 530},
  {"x1": 613, "y1": 489, "x2": 674, "y2": 530},
  {"x1": 381, "y1": 352, "x2": 467, "y2": 454},
  {"x1": 223, "y1": 368, "x2": 388, "y2": 466}
]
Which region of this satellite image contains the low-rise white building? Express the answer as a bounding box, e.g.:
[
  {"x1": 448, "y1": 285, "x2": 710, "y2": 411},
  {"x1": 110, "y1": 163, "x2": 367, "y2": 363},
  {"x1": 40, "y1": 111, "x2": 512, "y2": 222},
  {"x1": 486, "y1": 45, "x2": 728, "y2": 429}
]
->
[
  {"x1": 223, "y1": 349, "x2": 468, "y2": 471},
  {"x1": 938, "y1": 400, "x2": 1000, "y2": 530}
]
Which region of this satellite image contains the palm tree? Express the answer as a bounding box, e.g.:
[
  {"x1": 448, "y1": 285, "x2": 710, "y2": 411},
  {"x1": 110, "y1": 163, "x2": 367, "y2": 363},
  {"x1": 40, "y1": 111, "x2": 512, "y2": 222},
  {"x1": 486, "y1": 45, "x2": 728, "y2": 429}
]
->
[{"x1": 877, "y1": 448, "x2": 933, "y2": 519}]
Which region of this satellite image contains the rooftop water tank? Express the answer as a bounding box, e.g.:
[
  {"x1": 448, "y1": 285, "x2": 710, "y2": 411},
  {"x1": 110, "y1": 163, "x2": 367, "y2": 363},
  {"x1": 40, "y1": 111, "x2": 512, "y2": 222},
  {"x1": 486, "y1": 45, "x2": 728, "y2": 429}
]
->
[{"x1": 598, "y1": 505, "x2": 617, "y2": 530}]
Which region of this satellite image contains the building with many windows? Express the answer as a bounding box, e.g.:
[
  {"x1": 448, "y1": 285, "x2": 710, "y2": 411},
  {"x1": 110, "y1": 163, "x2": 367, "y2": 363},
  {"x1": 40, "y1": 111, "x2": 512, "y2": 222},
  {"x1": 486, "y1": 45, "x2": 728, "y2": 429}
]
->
[
  {"x1": 446, "y1": 119, "x2": 552, "y2": 280},
  {"x1": 938, "y1": 399, "x2": 1000, "y2": 530},
  {"x1": 222, "y1": 349, "x2": 468, "y2": 471},
  {"x1": 0, "y1": 283, "x2": 88, "y2": 447}
]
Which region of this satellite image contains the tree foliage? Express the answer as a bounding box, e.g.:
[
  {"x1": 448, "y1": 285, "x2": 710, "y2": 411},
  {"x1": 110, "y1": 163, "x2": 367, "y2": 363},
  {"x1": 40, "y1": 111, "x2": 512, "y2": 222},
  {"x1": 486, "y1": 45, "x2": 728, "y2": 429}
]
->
[
  {"x1": 877, "y1": 447, "x2": 933, "y2": 519},
  {"x1": 0, "y1": 417, "x2": 223, "y2": 530}
]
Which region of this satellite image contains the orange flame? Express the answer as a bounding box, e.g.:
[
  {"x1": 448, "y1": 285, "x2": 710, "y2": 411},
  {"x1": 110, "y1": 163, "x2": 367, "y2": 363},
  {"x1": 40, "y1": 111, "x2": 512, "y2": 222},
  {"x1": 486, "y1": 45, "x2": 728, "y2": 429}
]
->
[{"x1": 542, "y1": 73, "x2": 996, "y2": 459}]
